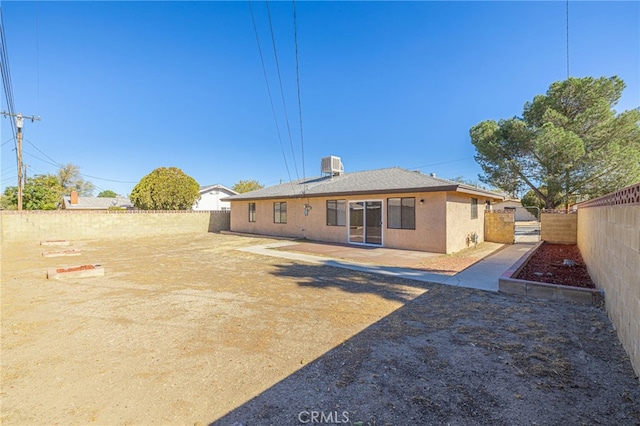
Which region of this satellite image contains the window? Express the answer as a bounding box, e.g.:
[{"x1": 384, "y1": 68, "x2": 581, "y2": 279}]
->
[
  {"x1": 471, "y1": 198, "x2": 478, "y2": 219},
  {"x1": 326, "y1": 200, "x2": 346, "y2": 226},
  {"x1": 274, "y1": 202, "x2": 287, "y2": 224},
  {"x1": 248, "y1": 203, "x2": 256, "y2": 222},
  {"x1": 387, "y1": 197, "x2": 415, "y2": 229}
]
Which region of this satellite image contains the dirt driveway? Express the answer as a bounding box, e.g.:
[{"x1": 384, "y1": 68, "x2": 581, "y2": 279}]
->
[{"x1": 1, "y1": 233, "x2": 638, "y2": 425}]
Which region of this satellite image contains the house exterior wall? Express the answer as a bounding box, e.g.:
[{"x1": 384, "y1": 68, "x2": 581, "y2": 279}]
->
[
  {"x1": 230, "y1": 191, "x2": 492, "y2": 253},
  {"x1": 193, "y1": 189, "x2": 233, "y2": 211},
  {"x1": 445, "y1": 193, "x2": 491, "y2": 253}
]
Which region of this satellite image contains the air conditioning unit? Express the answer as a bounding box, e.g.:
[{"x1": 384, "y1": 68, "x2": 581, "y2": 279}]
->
[{"x1": 321, "y1": 156, "x2": 344, "y2": 176}]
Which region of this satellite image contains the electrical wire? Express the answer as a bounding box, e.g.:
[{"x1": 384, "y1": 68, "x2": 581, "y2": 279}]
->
[
  {"x1": 77, "y1": 173, "x2": 137, "y2": 184},
  {"x1": 1, "y1": 167, "x2": 15, "y2": 177},
  {"x1": 23, "y1": 138, "x2": 137, "y2": 185},
  {"x1": 566, "y1": 0, "x2": 570, "y2": 78},
  {"x1": 265, "y1": 0, "x2": 300, "y2": 183},
  {"x1": 0, "y1": 6, "x2": 17, "y2": 144},
  {"x1": 23, "y1": 148, "x2": 61, "y2": 168},
  {"x1": 248, "y1": 0, "x2": 295, "y2": 193},
  {"x1": 292, "y1": 0, "x2": 307, "y2": 187},
  {"x1": 24, "y1": 138, "x2": 63, "y2": 168}
]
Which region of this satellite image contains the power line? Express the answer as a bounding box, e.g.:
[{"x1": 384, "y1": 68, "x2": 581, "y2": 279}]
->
[
  {"x1": 566, "y1": 0, "x2": 570, "y2": 78},
  {"x1": 78, "y1": 173, "x2": 138, "y2": 184},
  {"x1": 23, "y1": 148, "x2": 61, "y2": 168},
  {"x1": 248, "y1": 0, "x2": 294, "y2": 191},
  {"x1": 265, "y1": 0, "x2": 300, "y2": 182},
  {"x1": 292, "y1": 0, "x2": 306, "y2": 184},
  {"x1": 1, "y1": 177, "x2": 17, "y2": 185},
  {"x1": 1, "y1": 136, "x2": 13, "y2": 146},
  {"x1": 24, "y1": 138, "x2": 63, "y2": 168},
  {"x1": 23, "y1": 137, "x2": 136, "y2": 185},
  {"x1": 0, "y1": 7, "x2": 17, "y2": 144},
  {"x1": 34, "y1": 1, "x2": 40, "y2": 114}
]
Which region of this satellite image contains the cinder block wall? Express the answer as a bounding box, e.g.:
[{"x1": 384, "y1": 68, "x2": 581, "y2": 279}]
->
[
  {"x1": 541, "y1": 212, "x2": 577, "y2": 244},
  {"x1": 485, "y1": 211, "x2": 514, "y2": 244},
  {"x1": 578, "y1": 204, "x2": 640, "y2": 378},
  {"x1": 0, "y1": 211, "x2": 230, "y2": 242}
]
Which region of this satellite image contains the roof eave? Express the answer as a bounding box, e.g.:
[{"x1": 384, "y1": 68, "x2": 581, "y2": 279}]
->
[
  {"x1": 456, "y1": 186, "x2": 505, "y2": 200},
  {"x1": 226, "y1": 185, "x2": 469, "y2": 201}
]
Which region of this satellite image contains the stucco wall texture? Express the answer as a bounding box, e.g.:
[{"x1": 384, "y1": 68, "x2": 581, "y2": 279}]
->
[
  {"x1": 230, "y1": 191, "x2": 492, "y2": 254},
  {"x1": 578, "y1": 205, "x2": 640, "y2": 379},
  {"x1": 0, "y1": 211, "x2": 230, "y2": 242}
]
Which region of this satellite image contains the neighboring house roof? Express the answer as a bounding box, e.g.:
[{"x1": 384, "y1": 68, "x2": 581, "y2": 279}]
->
[
  {"x1": 62, "y1": 196, "x2": 133, "y2": 210},
  {"x1": 225, "y1": 167, "x2": 505, "y2": 201},
  {"x1": 199, "y1": 184, "x2": 238, "y2": 196}
]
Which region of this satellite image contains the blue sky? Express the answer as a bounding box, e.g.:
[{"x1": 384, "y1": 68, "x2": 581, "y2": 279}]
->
[{"x1": 1, "y1": 1, "x2": 639, "y2": 196}]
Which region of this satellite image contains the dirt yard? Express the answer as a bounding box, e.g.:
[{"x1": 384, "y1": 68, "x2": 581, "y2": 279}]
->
[{"x1": 1, "y1": 233, "x2": 638, "y2": 425}]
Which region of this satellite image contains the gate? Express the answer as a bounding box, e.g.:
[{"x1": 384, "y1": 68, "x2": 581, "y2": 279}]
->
[{"x1": 515, "y1": 206, "x2": 540, "y2": 243}]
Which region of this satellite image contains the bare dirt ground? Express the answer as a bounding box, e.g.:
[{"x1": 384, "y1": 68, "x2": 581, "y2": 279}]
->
[{"x1": 1, "y1": 233, "x2": 638, "y2": 425}]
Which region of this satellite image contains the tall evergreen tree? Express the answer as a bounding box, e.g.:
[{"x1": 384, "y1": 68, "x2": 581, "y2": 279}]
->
[{"x1": 470, "y1": 76, "x2": 640, "y2": 208}]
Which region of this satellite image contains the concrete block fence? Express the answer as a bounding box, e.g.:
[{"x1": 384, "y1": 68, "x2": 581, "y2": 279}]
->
[
  {"x1": 0, "y1": 210, "x2": 230, "y2": 242},
  {"x1": 540, "y1": 211, "x2": 577, "y2": 244},
  {"x1": 577, "y1": 183, "x2": 640, "y2": 380},
  {"x1": 484, "y1": 210, "x2": 515, "y2": 244}
]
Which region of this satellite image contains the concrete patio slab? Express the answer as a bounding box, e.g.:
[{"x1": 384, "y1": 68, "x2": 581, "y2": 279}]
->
[{"x1": 240, "y1": 241, "x2": 536, "y2": 292}]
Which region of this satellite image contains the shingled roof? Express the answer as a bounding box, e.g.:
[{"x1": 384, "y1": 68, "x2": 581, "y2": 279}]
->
[
  {"x1": 61, "y1": 195, "x2": 133, "y2": 210},
  {"x1": 225, "y1": 167, "x2": 504, "y2": 201}
]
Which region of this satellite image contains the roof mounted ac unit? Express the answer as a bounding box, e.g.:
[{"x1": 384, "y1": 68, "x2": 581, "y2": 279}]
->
[{"x1": 321, "y1": 156, "x2": 344, "y2": 177}]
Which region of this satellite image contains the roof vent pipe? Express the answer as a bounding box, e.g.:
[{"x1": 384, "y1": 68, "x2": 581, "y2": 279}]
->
[{"x1": 430, "y1": 173, "x2": 436, "y2": 177}]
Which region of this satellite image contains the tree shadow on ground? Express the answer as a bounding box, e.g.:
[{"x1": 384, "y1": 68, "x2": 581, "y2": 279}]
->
[
  {"x1": 210, "y1": 265, "x2": 640, "y2": 426},
  {"x1": 268, "y1": 261, "x2": 435, "y2": 304}
]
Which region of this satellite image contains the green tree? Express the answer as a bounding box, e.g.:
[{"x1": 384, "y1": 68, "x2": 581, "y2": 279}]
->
[
  {"x1": 97, "y1": 190, "x2": 117, "y2": 198},
  {"x1": 58, "y1": 163, "x2": 95, "y2": 196},
  {"x1": 470, "y1": 76, "x2": 640, "y2": 209},
  {"x1": 521, "y1": 188, "x2": 546, "y2": 211},
  {"x1": 2, "y1": 174, "x2": 64, "y2": 210},
  {"x1": 130, "y1": 167, "x2": 200, "y2": 210},
  {"x1": 232, "y1": 179, "x2": 264, "y2": 193}
]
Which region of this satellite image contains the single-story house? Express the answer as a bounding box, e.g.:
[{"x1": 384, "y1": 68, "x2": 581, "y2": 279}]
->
[
  {"x1": 225, "y1": 158, "x2": 505, "y2": 254},
  {"x1": 193, "y1": 184, "x2": 237, "y2": 211},
  {"x1": 61, "y1": 191, "x2": 133, "y2": 210}
]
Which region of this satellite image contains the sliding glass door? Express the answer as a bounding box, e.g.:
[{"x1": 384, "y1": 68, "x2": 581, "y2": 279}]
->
[{"x1": 349, "y1": 201, "x2": 382, "y2": 245}]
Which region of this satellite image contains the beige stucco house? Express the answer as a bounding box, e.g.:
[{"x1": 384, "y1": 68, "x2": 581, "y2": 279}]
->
[{"x1": 225, "y1": 162, "x2": 504, "y2": 254}]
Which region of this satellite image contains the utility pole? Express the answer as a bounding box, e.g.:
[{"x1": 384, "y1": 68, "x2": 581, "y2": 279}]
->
[{"x1": 1, "y1": 112, "x2": 41, "y2": 210}]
